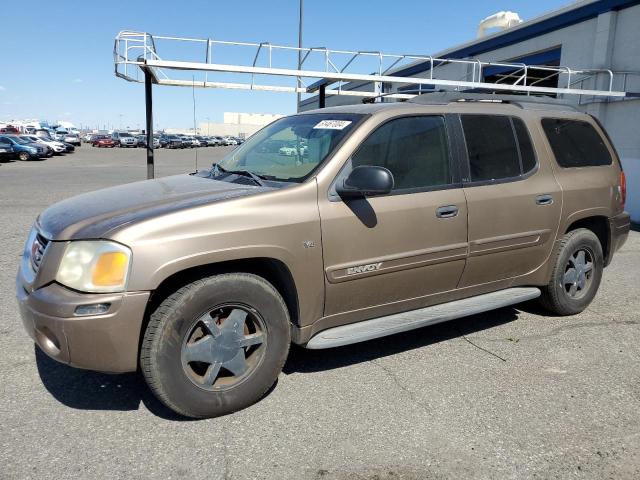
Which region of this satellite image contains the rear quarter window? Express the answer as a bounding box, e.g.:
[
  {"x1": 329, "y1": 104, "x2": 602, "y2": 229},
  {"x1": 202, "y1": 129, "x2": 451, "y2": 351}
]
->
[{"x1": 541, "y1": 118, "x2": 612, "y2": 168}]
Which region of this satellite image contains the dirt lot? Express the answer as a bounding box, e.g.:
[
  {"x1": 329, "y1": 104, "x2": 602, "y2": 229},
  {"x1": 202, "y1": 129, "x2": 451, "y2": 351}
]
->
[{"x1": 1, "y1": 146, "x2": 639, "y2": 479}]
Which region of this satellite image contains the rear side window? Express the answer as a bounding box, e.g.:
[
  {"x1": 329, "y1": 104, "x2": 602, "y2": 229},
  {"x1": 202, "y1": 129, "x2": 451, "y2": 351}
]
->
[
  {"x1": 541, "y1": 118, "x2": 612, "y2": 167},
  {"x1": 351, "y1": 115, "x2": 451, "y2": 191},
  {"x1": 461, "y1": 115, "x2": 536, "y2": 182}
]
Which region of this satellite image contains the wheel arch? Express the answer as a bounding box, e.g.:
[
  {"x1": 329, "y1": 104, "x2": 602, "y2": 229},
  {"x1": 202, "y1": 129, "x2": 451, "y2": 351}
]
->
[
  {"x1": 138, "y1": 257, "x2": 300, "y2": 366},
  {"x1": 565, "y1": 215, "x2": 611, "y2": 265}
]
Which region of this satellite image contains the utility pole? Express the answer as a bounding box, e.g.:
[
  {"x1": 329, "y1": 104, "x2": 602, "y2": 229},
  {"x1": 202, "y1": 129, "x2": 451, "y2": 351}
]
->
[{"x1": 296, "y1": 0, "x2": 303, "y2": 112}]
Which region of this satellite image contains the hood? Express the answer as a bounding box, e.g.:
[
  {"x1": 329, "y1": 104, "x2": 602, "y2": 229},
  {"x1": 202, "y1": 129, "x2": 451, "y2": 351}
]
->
[{"x1": 37, "y1": 174, "x2": 270, "y2": 240}]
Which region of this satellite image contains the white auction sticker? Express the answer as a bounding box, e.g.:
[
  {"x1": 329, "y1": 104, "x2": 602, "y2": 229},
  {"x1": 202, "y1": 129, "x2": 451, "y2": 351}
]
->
[{"x1": 313, "y1": 120, "x2": 352, "y2": 130}]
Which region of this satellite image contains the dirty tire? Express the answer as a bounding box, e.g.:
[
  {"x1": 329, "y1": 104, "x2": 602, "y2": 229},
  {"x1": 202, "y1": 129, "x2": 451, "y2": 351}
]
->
[
  {"x1": 141, "y1": 273, "x2": 291, "y2": 418},
  {"x1": 539, "y1": 228, "x2": 603, "y2": 316}
]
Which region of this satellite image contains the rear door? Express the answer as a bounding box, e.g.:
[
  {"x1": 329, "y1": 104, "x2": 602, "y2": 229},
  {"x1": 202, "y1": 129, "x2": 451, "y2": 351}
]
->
[
  {"x1": 456, "y1": 113, "x2": 562, "y2": 287},
  {"x1": 319, "y1": 114, "x2": 468, "y2": 322}
]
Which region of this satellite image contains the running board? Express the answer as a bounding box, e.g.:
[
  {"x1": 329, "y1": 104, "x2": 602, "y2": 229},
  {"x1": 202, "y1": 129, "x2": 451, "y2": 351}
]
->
[{"x1": 306, "y1": 287, "x2": 541, "y2": 349}]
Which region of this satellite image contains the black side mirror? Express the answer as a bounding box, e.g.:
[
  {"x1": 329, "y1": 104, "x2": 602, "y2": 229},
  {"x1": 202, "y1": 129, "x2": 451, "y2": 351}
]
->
[{"x1": 336, "y1": 165, "x2": 394, "y2": 198}]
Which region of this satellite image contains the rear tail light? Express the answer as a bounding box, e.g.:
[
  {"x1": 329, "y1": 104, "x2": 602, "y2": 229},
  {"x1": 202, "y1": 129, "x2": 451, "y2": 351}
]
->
[{"x1": 619, "y1": 170, "x2": 627, "y2": 208}]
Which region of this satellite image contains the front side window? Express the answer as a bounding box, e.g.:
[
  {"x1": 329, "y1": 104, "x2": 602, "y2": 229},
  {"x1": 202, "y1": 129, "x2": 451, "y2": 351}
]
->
[
  {"x1": 541, "y1": 118, "x2": 612, "y2": 167},
  {"x1": 350, "y1": 116, "x2": 451, "y2": 190},
  {"x1": 216, "y1": 113, "x2": 363, "y2": 182}
]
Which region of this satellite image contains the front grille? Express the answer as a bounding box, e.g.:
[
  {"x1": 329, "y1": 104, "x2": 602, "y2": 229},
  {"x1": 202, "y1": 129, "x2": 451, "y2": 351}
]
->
[{"x1": 30, "y1": 234, "x2": 49, "y2": 273}]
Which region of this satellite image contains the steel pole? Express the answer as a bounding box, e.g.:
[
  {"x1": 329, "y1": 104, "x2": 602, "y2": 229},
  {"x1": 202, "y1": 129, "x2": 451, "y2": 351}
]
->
[
  {"x1": 144, "y1": 70, "x2": 154, "y2": 179},
  {"x1": 296, "y1": 0, "x2": 303, "y2": 112}
]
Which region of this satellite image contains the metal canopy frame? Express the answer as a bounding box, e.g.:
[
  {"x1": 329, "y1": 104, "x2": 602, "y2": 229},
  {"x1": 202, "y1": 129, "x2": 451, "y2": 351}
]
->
[{"x1": 113, "y1": 30, "x2": 634, "y2": 179}]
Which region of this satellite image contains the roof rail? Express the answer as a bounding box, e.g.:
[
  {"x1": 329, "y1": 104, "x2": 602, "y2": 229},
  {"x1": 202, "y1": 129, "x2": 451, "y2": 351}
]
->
[{"x1": 407, "y1": 91, "x2": 578, "y2": 110}]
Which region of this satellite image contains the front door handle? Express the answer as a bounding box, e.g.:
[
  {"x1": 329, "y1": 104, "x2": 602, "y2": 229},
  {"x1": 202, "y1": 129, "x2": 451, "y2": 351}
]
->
[
  {"x1": 535, "y1": 194, "x2": 554, "y2": 206},
  {"x1": 436, "y1": 205, "x2": 459, "y2": 218}
]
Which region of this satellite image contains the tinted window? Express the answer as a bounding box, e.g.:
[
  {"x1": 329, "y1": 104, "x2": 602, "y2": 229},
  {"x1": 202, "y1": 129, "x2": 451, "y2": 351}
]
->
[
  {"x1": 513, "y1": 117, "x2": 536, "y2": 174},
  {"x1": 351, "y1": 116, "x2": 451, "y2": 190},
  {"x1": 542, "y1": 118, "x2": 612, "y2": 167},
  {"x1": 462, "y1": 115, "x2": 521, "y2": 181}
]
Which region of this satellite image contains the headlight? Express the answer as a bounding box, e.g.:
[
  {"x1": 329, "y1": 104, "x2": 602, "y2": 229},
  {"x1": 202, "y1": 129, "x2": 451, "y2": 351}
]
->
[
  {"x1": 28, "y1": 147, "x2": 38, "y2": 153},
  {"x1": 56, "y1": 241, "x2": 132, "y2": 293}
]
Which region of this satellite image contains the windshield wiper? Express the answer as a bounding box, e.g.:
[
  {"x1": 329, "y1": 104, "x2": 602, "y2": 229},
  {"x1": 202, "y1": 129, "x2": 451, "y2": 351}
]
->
[{"x1": 211, "y1": 163, "x2": 267, "y2": 186}]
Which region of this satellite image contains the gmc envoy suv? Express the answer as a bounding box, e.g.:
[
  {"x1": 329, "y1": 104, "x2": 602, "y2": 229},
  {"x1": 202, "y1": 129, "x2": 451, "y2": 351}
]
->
[{"x1": 17, "y1": 93, "x2": 630, "y2": 418}]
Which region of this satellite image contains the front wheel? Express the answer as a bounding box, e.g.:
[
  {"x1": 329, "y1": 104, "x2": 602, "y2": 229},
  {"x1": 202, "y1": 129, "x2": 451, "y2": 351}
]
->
[
  {"x1": 18, "y1": 151, "x2": 31, "y2": 161},
  {"x1": 539, "y1": 229, "x2": 604, "y2": 315},
  {"x1": 140, "y1": 273, "x2": 291, "y2": 418}
]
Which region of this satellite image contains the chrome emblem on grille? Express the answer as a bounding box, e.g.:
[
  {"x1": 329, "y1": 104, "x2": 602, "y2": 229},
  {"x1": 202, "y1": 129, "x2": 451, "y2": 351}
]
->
[{"x1": 30, "y1": 236, "x2": 46, "y2": 272}]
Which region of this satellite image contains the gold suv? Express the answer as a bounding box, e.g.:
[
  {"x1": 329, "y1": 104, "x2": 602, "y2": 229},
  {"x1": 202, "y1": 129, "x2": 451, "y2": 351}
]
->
[{"x1": 17, "y1": 93, "x2": 630, "y2": 418}]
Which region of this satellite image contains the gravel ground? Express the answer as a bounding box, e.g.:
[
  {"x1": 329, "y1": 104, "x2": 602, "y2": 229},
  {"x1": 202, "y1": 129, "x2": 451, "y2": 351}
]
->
[{"x1": 1, "y1": 146, "x2": 639, "y2": 480}]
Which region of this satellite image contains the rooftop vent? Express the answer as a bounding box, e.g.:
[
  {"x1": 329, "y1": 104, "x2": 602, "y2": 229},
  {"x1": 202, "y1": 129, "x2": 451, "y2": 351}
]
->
[{"x1": 477, "y1": 11, "x2": 523, "y2": 38}]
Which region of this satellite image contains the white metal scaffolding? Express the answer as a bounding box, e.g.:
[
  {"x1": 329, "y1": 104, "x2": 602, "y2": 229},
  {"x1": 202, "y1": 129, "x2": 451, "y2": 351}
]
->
[{"x1": 113, "y1": 30, "x2": 637, "y2": 178}]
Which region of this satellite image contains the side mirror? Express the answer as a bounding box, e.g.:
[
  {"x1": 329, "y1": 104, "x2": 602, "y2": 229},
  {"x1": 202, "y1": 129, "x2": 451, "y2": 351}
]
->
[{"x1": 336, "y1": 165, "x2": 394, "y2": 198}]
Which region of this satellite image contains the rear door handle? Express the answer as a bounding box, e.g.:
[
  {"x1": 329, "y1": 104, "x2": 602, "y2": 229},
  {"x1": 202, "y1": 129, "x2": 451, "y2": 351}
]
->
[
  {"x1": 436, "y1": 205, "x2": 459, "y2": 218},
  {"x1": 535, "y1": 194, "x2": 554, "y2": 206}
]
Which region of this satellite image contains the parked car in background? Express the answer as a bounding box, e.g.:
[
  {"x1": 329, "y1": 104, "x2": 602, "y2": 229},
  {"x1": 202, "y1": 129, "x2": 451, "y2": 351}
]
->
[
  {"x1": 56, "y1": 132, "x2": 81, "y2": 146},
  {"x1": 92, "y1": 135, "x2": 116, "y2": 148},
  {"x1": 0, "y1": 134, "x2": 47, "y2": 160},
  {"x1": 177, "y1": 135, "x2": 192, "y2": 148},
  {"x1": 135, "y1": 135, "x2": 160, "y2": 148},
  {"x1": 112, "y1": 131, "x2": 137, "y2": 148},
  {"x1": 60, "y1": 142, "x2": 76, "y2": 153},
  {"x1": 82, "y1": 133, "x2": 94, "y2": 143},
  {"x1": 160, "y1": 135, "x2": 183, "y2": 149},
  {"x1": 187, "y1": 136, "x2": 201, "y2": 147},
  {"x1": 221, "y1": 136, "x2": 237, "y2": 146},
  {"x1": 0, "y1": 139, "x2": 14, "y2": 160},
  {"x1": 21, "y1": 135, "x2": 67, "y2": 154},
  {"x1": 195, "y1": 135, "x2": 210, "y2": 146},
  {"x1": 0, "y1": 125, "x2": 20, "y2": 134}
]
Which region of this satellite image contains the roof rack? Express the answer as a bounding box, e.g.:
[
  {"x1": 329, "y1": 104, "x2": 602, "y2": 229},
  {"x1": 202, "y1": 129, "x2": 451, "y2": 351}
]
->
[
  {"x1": 114, "y1": 31, "x2": 632, "y2": 100},
  {"x1": 406, "y1": 91, "x2": 578, "y2": 110},
  {"x1": 112, "y1": 31, "x2": 636, "y2": 179}
]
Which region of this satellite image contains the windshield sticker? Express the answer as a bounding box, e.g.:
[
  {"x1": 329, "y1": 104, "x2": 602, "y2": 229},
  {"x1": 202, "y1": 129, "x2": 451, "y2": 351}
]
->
[{"x1": 313, "y1": 120, "x2": 352, "y2": 130}]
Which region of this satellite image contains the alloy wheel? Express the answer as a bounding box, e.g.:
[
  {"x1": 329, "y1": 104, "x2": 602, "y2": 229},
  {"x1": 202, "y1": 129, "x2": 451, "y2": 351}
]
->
[
  {"x1": 563, "y1": 248, "x2": 594, "y2": 299},
  {"x1": 181, "y1": 304, "x2": 267, "y2": 391}
]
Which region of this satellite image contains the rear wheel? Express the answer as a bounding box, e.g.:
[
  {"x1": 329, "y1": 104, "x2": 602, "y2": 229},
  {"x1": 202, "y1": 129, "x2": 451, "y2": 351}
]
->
[
  {"x1": 539, "y1": 229, "x2": 603, "y2": 315},
  {"x1": 141, "y1": 273, "x2": 291, "y2": 418}
]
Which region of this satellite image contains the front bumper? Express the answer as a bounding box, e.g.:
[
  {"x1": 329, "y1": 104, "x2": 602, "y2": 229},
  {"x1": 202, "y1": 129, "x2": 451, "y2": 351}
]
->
[{"x1": 16, "y1": 270, "x2": 150, "y2": 373}]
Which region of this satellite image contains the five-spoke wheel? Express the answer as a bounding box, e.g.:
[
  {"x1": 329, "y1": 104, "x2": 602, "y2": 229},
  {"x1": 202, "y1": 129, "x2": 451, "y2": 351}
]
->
[
  {"x1": 141, "y1": 273, "x2": 290, "y2": 418},
  {"x1": 540, "y1": 228, "x2": 603, "y2": 315},
  {"x1": 562, "y1": 248, "x2": 594, "y2": 299},
  {"x1": 181, "y1": 305, "x2": 267, "y2": 390}
]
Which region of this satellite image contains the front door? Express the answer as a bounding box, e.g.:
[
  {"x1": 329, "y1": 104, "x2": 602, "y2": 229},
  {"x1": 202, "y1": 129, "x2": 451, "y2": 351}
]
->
[{"x1": 319, "y1": 115, "x2": 468, "y2": 324}]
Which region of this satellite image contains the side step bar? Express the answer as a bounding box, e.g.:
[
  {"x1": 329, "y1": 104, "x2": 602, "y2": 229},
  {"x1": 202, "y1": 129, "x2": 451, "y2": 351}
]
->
[{"x1": 306, "y1": 287, "x2": 541, "y2": 349}]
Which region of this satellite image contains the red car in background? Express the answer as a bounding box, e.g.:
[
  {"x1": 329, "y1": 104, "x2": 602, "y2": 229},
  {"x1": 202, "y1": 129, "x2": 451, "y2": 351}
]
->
[{"x1": 91, "y1": 135, "x2": 116, "y2": 148}]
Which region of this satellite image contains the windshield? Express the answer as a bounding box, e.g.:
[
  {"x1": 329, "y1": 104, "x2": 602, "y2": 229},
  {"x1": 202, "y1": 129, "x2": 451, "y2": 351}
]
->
[
  {"x1": 7, "y1": 136, "x2": 28, "y2": 145},
  {"x1": 120, "y1": 133, "x2": 131, "y2": 137},
  {"x1": 215, "y1": 113, "x2": 363, "y2": 182}
]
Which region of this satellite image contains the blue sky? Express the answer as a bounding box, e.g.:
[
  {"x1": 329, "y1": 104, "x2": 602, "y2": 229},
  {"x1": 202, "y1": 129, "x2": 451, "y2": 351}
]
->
[{"x1": 1, "y1": 0, "x2": 570, "y2": 130}]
